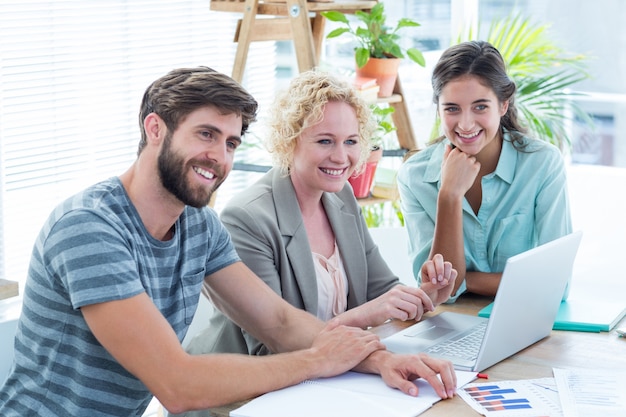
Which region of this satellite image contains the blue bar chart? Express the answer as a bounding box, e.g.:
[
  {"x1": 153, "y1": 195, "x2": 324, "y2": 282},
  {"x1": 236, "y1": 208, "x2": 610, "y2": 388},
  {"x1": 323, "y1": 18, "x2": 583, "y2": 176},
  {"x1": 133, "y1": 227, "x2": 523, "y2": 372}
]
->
[{"x1": 458, "y1": 378, "x2": 563, "y2": 416}]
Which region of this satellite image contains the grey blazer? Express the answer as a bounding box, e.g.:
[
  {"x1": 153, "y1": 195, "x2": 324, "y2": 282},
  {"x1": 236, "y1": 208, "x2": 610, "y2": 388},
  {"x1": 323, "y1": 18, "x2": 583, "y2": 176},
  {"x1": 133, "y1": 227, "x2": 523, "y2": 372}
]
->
[{"x1": 189, "y1": 168, "x2": 400, "y2": 356}]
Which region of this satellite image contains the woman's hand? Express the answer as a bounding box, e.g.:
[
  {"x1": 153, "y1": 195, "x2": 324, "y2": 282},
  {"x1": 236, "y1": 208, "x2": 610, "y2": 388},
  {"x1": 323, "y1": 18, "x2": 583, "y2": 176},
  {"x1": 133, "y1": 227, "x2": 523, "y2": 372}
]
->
[
  {"x1": 420, "y1": 253, "x2": 458, "y2": 305},
  {"x1": 336, "y1": 285, "x2": 436, "y2": 328},
  {"x1": 440, "y1": 144, "x2": 480, "y2": 200}
]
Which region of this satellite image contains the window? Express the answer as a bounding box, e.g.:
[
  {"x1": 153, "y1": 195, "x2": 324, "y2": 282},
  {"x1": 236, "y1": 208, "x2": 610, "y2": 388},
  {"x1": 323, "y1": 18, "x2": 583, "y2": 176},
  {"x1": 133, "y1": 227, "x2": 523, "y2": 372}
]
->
[{"x1": 0, "y1": 1, "x2": 277, "y2": 290}]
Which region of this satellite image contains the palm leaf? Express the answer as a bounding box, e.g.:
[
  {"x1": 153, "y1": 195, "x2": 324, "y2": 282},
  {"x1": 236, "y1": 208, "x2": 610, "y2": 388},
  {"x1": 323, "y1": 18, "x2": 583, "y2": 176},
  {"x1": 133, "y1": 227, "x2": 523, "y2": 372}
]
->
[{"x1": 454, "y1": 13, "x2": 590, "y2": 148}]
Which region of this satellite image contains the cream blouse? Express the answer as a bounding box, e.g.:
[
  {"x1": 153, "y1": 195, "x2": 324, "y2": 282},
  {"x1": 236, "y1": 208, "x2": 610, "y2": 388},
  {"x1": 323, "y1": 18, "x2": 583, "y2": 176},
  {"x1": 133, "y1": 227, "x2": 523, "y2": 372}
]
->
[{"x1": 312, "y1": 243, "x2": 349, "y2": 321}]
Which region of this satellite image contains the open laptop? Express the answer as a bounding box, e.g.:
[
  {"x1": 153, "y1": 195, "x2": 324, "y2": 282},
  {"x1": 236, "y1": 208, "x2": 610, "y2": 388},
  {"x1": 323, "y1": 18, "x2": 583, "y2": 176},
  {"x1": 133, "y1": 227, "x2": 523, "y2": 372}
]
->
[{"x1": 383, "y1": 231, "x2": 583, "y2": 372}]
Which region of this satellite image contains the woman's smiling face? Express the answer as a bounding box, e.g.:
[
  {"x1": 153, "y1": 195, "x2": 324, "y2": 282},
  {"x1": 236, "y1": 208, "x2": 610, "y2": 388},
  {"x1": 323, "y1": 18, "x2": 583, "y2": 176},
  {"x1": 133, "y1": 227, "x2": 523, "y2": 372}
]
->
[
  {"x1": 290, "y1": 100, "x2": 361, "y2": 196},
  {"x1": 438, "y1": 74, "x2": 509, "y2": 157}
]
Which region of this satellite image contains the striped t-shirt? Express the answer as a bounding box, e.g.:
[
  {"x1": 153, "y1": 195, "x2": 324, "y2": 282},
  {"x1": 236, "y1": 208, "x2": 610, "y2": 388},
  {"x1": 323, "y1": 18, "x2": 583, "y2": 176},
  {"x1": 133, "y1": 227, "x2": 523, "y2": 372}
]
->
[{"x1": 0, "y1": 177, "x2": 239, "y2": 416}]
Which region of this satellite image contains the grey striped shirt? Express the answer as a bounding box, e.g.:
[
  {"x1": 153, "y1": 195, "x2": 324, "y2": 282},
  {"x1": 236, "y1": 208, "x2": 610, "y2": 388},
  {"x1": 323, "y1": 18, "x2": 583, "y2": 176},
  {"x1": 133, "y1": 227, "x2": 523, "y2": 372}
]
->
[{"x1": 0, "y1": 177, "x2": 239, "y2": 416}]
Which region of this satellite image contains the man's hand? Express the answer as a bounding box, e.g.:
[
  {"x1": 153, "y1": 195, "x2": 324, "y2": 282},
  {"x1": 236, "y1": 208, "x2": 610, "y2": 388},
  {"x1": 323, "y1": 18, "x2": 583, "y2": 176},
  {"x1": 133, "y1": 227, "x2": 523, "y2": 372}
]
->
[
  {"x1": 308, "y1": 319, "x2": 385, "y2": 379},
  {"x1": 375, "y1": 351, "x2": 457, "y2": 399}
]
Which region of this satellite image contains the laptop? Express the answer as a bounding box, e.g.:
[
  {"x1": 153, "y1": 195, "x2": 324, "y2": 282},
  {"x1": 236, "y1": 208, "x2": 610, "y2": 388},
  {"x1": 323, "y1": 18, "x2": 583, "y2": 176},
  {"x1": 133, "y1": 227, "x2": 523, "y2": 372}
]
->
[{"x1": 382, "y1": 231, "x2": 583, "y2": 372}]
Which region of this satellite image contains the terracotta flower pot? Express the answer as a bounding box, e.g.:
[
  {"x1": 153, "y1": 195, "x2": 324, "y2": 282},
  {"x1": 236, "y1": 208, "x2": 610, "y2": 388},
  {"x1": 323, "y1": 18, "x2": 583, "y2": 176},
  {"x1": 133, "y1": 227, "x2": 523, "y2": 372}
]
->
[
  {"x1": 348, "y1": 147, "x2": 383, "y2": 198},
  {"x1": 355, "y1": 57, "x2": 401, "y2": 98}
]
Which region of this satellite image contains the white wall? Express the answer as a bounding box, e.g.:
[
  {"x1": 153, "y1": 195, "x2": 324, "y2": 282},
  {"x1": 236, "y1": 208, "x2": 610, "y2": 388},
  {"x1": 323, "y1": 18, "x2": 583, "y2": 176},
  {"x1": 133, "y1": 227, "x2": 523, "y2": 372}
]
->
[{"x1": 368, "y1": 226, "x2": 416, "y2": 287}]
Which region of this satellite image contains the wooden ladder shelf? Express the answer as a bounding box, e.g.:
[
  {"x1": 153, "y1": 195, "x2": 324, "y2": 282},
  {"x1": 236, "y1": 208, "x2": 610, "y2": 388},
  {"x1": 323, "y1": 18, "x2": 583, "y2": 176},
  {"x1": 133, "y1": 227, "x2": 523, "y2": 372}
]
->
[{"x1": 210, "y1": 0, "x2": 417, "y2": 152}]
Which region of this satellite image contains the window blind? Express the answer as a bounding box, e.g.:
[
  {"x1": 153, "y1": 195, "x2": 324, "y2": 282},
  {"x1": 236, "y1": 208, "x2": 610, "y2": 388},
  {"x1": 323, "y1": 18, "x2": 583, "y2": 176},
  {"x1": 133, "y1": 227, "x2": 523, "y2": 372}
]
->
[{"x1": 0, "y1": 0, "x2": 277, "y2": 289}]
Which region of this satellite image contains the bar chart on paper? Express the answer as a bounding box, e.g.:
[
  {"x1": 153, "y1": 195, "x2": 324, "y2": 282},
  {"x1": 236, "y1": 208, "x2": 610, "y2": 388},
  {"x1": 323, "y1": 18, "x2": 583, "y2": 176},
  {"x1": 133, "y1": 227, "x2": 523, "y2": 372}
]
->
[{"x1": 458, "y1": 378, "x2": 563, "y2": 416}]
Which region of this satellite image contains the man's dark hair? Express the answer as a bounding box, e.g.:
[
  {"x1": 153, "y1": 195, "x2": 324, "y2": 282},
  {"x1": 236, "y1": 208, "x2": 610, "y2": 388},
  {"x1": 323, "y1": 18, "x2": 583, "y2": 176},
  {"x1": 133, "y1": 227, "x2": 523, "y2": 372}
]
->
[{"x1": 137, "y1": 67, "x2": 258, "y2": 155}]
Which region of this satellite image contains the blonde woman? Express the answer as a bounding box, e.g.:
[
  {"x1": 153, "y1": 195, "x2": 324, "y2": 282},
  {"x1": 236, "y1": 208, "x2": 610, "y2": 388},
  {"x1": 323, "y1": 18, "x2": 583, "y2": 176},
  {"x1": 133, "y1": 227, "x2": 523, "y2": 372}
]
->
[{"x1": 180, "y1": 72, "x2": 458, "y2": 413}]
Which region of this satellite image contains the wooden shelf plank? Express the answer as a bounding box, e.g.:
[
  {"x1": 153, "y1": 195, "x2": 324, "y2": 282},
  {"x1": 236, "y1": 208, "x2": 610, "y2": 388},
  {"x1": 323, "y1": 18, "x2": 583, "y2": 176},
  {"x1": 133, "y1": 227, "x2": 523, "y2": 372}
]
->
[
  {"x1": 356, "y1": 195, "x2": 393, "y2": 206},
  {"x1": 0, "y1": 279, "x2": 19, "y2": 300},
  {"x1": 210, "y1": 1, "x2": 377, "y2": 15}
]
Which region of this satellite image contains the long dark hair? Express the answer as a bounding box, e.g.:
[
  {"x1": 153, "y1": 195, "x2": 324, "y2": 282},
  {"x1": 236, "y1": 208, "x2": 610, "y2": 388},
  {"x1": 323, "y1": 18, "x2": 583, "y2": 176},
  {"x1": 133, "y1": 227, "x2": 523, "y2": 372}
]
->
[{"x1": 431, "y1": 40, "x2": 528, "y2": 147}]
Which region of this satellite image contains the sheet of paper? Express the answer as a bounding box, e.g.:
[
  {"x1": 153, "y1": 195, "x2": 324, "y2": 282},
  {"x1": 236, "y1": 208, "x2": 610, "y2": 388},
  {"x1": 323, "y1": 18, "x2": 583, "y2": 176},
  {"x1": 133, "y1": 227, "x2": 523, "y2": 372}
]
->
[
  {"x1": 553, "y1": 367, "x2": 626, "y2": 417},
  {"x1": 230, "y1": 381, "x2": 410, "y2": 417},
  {"x1": 230, "y1": 370, "x2": 477, "y2": 417},
  {"x1": 457, "y1": 377, "x2": 563, "y2": 417}
]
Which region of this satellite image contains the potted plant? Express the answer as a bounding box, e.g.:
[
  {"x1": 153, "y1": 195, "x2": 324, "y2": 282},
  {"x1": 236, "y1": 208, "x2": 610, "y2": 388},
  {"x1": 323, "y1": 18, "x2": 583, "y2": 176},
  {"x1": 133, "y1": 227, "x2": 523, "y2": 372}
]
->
[
  {"x1": 349, "y1": 103, "x2": 396, "y2": 198},
  {"x1": 321, "y1": 2, "x2": 426, "y2": 97}
]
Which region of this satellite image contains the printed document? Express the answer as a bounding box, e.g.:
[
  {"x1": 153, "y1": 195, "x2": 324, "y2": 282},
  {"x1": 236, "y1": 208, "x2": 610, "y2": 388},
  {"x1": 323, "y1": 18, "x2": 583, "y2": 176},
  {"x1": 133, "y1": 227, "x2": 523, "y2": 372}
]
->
[
  {"x1": 553, "y1": 367, "x2": 626, "y2": 417},
  {"x1": 230, "y1": 370, "x2": 477, "y2": 417},
  {"x1": 458, "y1": 377, "x2": 563, "y2": 417}
]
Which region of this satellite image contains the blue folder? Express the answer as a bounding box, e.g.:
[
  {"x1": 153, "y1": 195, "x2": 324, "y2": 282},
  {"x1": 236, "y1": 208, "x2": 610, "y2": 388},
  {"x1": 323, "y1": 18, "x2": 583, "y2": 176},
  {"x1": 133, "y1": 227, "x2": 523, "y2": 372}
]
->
[{"x1": 478, "y1": 298, "x2": 626, "y2": 332}]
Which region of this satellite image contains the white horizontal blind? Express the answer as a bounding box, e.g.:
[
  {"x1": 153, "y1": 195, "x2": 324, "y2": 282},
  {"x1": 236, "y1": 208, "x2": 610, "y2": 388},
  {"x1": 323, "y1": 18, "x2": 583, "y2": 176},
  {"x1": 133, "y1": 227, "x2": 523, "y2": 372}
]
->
[{"x1": 0, "y1": 0, "x2": 277, "y2": 289}]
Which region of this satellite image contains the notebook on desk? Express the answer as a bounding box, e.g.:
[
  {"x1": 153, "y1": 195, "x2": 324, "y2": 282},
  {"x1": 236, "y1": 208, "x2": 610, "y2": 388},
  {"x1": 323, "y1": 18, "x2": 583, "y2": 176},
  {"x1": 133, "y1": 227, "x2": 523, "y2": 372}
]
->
[
  {"x1": 383, "y1": 231, "x2": 583, "y2": 372},
  {"x1": 478, "y1": 297, "x2": 626, "y2": 332}
]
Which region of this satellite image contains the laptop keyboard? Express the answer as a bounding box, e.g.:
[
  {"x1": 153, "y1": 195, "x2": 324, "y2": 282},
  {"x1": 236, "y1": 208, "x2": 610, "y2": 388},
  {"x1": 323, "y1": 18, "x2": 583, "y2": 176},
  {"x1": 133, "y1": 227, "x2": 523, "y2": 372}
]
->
[{"x1": 425, "y1": 321, "x2": 488, "y2": 361}]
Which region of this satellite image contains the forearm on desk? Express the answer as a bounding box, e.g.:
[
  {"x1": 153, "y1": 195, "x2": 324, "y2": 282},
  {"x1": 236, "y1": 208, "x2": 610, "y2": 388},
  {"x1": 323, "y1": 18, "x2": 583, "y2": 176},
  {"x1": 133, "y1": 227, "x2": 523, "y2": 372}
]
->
[{"x1": 464, "y1": 271, "x2": 501, "y2": 297}]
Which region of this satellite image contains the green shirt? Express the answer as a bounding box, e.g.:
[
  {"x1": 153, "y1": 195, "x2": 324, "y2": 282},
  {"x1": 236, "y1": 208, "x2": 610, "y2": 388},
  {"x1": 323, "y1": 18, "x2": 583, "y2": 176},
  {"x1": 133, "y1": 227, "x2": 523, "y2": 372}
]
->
[{"x1": 398, "y1": 132, "x2": 572, "y2": 302}]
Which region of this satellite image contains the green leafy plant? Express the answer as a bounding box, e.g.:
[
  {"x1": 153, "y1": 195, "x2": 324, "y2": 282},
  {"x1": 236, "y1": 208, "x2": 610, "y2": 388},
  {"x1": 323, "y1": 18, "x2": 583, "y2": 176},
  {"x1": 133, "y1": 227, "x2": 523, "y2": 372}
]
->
[
  {"x1": 370, "y1": 103, "x2": 396, "y2": 149},
  {"x1": 321, "y1": 2, "x2": 426, "y2": 69},
  {"x1": 445, "y1": 13, "x2": 591, "y2": 149},
  {"x1": 362, "y1": 201, "x2": 404, "y2": 228}
]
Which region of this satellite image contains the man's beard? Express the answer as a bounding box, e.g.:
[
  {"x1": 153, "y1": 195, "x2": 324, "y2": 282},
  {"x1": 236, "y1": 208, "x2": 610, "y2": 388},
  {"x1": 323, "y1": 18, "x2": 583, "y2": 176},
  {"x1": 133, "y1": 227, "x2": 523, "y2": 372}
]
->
[{"x1": 157, "y1": 133, "x2": 225, "y2": 208}]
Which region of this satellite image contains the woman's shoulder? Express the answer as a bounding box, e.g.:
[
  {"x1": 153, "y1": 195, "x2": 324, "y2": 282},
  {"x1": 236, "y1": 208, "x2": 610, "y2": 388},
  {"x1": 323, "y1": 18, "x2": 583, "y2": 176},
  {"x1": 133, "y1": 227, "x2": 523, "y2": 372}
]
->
[
  {"x1": 508, "y1": 134, "x2": 566, "y2": 176},
  {"x1": 220, "y1": 171, "x2": 277, "y2": 223},
  {"x1": 398, "y1": 141, "x2": 444, "y2": 181},
  {"x1": 404, "y1": 141, "x2": 443, "y2": 164},
  {"x1": 224, "y1": 170, "x2": 275, "y2": 207},
  {"x1": 512, "y1": 134, "x2": 563, "y2": 160}
]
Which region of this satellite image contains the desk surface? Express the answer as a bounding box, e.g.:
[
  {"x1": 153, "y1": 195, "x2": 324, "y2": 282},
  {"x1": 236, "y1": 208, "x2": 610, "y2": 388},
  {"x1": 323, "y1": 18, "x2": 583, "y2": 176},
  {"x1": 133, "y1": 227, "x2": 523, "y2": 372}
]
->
[
  {"x1": 374, "y1": 293, "x2": 626, "y2": 416},
  {"x1": 209, "y1": 293, "x2": 626, "y2": 417}
]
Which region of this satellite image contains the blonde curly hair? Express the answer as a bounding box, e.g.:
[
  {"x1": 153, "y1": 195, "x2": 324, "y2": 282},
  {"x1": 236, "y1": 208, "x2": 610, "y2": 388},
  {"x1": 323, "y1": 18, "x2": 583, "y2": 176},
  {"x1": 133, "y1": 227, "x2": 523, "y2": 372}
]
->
[{"x1": 265, "y1": 70, "x2": 377, "y2": 175}]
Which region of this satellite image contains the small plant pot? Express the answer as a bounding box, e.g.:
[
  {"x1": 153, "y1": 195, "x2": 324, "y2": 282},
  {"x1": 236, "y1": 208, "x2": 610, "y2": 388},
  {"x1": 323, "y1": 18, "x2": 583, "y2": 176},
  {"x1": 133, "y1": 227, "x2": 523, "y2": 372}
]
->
[
  {"x1": 348, "y1": 147, "x2": 383, "y2": 198},
  {"x1": 356, "y1": 57, "x2": 401, "y2": 98}
]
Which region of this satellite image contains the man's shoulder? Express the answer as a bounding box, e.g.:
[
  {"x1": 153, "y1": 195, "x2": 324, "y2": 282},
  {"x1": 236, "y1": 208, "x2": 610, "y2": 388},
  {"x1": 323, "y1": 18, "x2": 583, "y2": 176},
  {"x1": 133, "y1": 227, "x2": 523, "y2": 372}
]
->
[
  {"x1": 43, "y1": 178, "x2": 126, "y2": 229},
  {"x1": 61, "y1": 177, "x2": 126, "y2": 212},
  {"x1": 183, "y1": 204, "x2": 223, "y2": 235}
]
